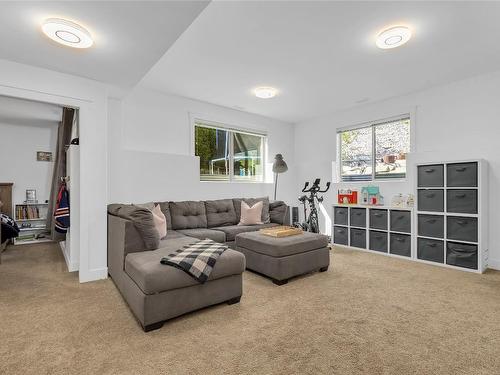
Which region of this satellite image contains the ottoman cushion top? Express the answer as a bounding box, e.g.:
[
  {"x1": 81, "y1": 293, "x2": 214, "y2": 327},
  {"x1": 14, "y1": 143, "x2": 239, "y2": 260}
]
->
[{"x1": 235, "y1": 231, "x2": 329, "y2": 257}]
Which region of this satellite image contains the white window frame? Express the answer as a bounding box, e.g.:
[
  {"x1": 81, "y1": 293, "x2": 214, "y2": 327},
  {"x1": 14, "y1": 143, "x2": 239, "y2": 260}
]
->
[
  {"x1": 337, "y1": 114, "x2": 412, "y2": 182},
  {"x1": 191, "y1": 117, "x2": 268, "y2": 183}
]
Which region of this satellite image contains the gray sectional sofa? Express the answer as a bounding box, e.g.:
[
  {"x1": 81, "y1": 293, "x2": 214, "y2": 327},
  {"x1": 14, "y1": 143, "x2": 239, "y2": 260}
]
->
[{"x1": 107, "y1": 197, "x2": 289, "y2": 331}]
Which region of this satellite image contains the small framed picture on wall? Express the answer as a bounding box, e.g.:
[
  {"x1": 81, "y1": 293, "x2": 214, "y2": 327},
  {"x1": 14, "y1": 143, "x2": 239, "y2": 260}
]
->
[
  {"x1": 26, "y1": 189, "x2": 37, "y2": 203},
  {"x1": 37, "y1": 151, "x2": 52, "y2": 162}
]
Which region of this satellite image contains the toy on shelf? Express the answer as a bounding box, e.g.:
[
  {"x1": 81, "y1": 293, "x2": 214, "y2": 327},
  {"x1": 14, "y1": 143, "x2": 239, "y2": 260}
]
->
[
  {"x1": 391, "y1": 193, "x2": 415, "y2": 208},
  {"x1": 391, "y1": 193, "x2": 405, "y2": 207},
  {"x1": 406, "y1": 193, "x2": 414, "y2": 207},
  {"x1": 337, "y1": 189, "x2": 358, "y2": 204},
  {"x1": 361, "y1": 186, "x2": 384, "y2": 206}
]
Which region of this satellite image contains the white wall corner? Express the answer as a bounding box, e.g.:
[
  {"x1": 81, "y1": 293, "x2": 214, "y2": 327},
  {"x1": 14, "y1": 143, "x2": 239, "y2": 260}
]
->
[
  {"x1": 487, "y1": 258, "x2": 500, "y2": 271},
  {"x1": 79, "y1": 267, "x2": 108, "y2": 283}
]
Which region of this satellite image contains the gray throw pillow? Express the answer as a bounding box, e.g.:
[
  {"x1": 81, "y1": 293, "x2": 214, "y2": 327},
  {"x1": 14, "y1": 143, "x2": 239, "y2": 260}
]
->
[
  {"x1": 135, "y1": 202, "x2": 155, "y2": 210},
  {"x1": 107, "y1": 204, "x2": 160, "y2": 250},
  {"x1": 269, "y1": 201, "x2": 288, "y2": 224}
]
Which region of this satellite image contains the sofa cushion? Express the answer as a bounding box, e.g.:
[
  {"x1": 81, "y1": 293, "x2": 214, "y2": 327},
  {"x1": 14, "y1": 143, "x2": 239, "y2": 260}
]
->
[
  {"x1": 158, "y1": 230, "x2": 187, "y2": 247},
  {"x1": 233, "y1": 197, "x2": 270, "y2": 224},
  {"x1": 205, "y1": 199, "x2": 238, "y2": 227},
  {"x1": 156, "y1": 201, "x2": 173, "y2": 230},
  {"x1": 125, "y1": 244, "x2": 245, "y2": 294},
  {"x1": 177, "y1": 228, "x2": 226, "y2": 243},
  {"x1": 169, "y1": 201, "x2": 207, "y2": 230},
  {"x1": 212, "y1": 223, "x2": 279, "y2": 241},
  {"x1": 108, "y1": 204, "x2": 160, "y2": 250},
  {"x1": 236, "y1": 231, "x2": 329, "y2": 257},
  {"x1": 269, "y1": 201, "x2": 288, "y2": 224}
]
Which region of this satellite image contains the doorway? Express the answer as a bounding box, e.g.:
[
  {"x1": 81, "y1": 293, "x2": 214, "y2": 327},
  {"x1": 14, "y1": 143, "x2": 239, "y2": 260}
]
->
[{"x1": 0, "y1": 95, "x2": 80, "y2": 271}]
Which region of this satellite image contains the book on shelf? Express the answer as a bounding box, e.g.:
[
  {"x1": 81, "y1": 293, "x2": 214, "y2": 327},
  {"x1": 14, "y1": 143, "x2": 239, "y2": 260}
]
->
[{"x1": 16, "y1": 205, "x2": 42, "y2": 220}]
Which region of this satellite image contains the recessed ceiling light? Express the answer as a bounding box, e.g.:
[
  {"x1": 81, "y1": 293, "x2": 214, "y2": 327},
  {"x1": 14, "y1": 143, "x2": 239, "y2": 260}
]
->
[
  {"x1": 42, "y1": 18, "x2": 93, "y2": 49},
  {"x1": 376, "y1": 26, "x2": 411, "y2": 49},
  {"x1": 254, "y1": 87, "x2": 278, "y2": 99}
]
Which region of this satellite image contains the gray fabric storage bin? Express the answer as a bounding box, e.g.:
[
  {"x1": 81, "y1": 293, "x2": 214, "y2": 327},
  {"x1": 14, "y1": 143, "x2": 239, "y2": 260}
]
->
[
  {"x1": 369, "y1": 230, "x2": 387, "y2": 253},
  {"x1": 417, "y1": 189, "x2": 444, "y2": 212},
  {"x1": 447, "y1": 216, "x2": 478, "y2": 242},
  {"x1": 418, "y1": 214, "x2": 444, "y2": 238},
  {"x1": 369, "y1": 209, "x2": 387, "y2": 230},
  {"x1": 333, "y1": 226, "x2": 348, "y2": 245},
  {"x1": 447, "y1": 162, "x2": 478, "y2": 187},
  {"x1": 390, "y1": 233, "x2": 411, "y2": 257},
  {"x1": 418, "y1": 164, "x2": 444, "y2": 187},
  {"x1": 334, "y1": 207, "x2": 348, "y2": 225},
  {"x1": 417, "y1": 238, "x2": 444, "y2": 263},
  {"x1": 447, "y1": 189, "x2": 478, "y2": 214},
  {"x1": 350, "y1": 228, "x2": 366, "y2": 248},
  {"x1": 350, "y1": 208, "x2": 366, "y2": 228},
  {"x1": 446, "y1": 242, "x2": 478, "y2": 269},
  {"x1": 390, "y1": 210, "x2": 411, "y2": 233}
]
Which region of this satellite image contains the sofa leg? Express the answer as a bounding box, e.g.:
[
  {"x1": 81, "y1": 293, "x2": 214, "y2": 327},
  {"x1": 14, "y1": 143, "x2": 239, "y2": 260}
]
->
[
  {"x1": 143, "y1": 321, "x2": 164, "y2": 332},
  {"x1": 272, "y1": 278, "x2": 288, "y2": 286},
  {"x1": 227, "y1": 296, "x2": 241, "y2": 305},
  {"x1": 319, "y1": 266, "x2": 329, "y2": 272}
]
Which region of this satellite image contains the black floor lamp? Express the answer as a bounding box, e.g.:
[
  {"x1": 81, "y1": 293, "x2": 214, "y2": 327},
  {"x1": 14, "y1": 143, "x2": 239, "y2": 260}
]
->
[{"x1": 272, "y1": 154, "x2": 288, "y2": 200}]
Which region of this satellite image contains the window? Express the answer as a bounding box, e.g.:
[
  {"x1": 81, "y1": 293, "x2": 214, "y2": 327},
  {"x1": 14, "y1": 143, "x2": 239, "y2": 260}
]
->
[
  {"x1": 194, "y1": 121, "x2": 265, "y2": 182},
  {"x1": 338, "y1": 116, "x2": 410, "y2": 181}
]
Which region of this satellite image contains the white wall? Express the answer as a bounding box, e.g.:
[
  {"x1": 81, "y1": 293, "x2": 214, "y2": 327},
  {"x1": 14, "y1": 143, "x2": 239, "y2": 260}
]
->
[
  {"x1": 0, "y1": 58, "x2": 109, "y2": 282},
  {"x1": 294, "y1": 70, "x2": 500, "y2": 269},
  {"x1": 108, "y1": 87, "x2": 296, "y2": 206},
  {"x1": 0, "y1": 121, "x2": 57, "y2": 205}
]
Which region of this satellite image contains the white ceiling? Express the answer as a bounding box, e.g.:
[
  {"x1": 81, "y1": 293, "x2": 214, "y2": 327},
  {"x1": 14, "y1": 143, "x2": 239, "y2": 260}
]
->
[
  {"x1": 140, "y1": 1, "x2": 500, "y2": 123},
  {"x1": 0, "y1": 1, "x2": 209, "y2": 87},
  {"x1": 0, "y1": 95, "x2": 62, "y2": 127}
]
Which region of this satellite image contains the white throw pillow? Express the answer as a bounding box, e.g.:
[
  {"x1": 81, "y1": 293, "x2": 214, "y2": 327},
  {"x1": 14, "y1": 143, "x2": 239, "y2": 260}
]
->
[
  {"x1": 151, "y1": 204, "x2": 167, "y2": 239},
  {"x1": 238, "y1": 201, "x2": 263, "y2": 225}
]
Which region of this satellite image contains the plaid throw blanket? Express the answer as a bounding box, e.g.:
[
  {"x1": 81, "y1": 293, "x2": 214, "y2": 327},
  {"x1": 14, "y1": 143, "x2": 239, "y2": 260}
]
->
[{"x1": 160, "y1": 239, "x2": 228, "y2": 283}]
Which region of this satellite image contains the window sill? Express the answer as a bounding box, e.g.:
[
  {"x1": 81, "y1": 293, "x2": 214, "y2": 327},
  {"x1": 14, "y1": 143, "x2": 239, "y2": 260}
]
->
[
  {"x1": 337, "y1": 178, "x2": 408, "y2": 184},
  {"x1": 200, "y1": 180, "x2": 273, "y2": 184}
]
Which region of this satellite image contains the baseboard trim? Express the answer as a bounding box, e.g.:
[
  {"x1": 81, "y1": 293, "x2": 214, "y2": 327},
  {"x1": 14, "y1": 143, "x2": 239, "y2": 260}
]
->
[
  {"x1": 487, "y1": 259, "x2": 500, "y2": 271},
  {"x1": 59, "y1": 241, "x2": 79, "y2": 272},
  {"x1": 79, "y1": 267, "x2": 108, "y2": 283}
]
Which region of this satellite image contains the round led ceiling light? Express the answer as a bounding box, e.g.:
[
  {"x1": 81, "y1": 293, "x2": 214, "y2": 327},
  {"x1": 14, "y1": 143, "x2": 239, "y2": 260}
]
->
[
  {"x1": 253, "y1": 86, "x2": 278, "y2": 99},
  {"x1": 376, "y1": 26, "x2": 412, "y2": 49},
  {"x1": 42, "y1": 18, "x2": 93, "y2": 49}
]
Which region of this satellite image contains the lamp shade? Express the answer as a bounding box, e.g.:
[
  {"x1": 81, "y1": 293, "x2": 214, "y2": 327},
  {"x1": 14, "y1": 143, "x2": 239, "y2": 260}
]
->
[{"x1": 272, "y1": 154, "x2": 288, "y2": 174}]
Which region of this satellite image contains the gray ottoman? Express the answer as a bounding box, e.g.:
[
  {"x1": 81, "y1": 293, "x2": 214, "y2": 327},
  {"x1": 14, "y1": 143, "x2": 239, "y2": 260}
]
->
[{"x1": 235, "y1": 231, "x2": 330, "y2": 285}]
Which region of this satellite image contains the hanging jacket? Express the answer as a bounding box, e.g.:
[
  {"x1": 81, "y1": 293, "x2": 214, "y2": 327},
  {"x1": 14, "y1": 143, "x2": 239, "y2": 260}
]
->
[{"x1": 54, "y1": 183, "x2": 70, "y2": 233}]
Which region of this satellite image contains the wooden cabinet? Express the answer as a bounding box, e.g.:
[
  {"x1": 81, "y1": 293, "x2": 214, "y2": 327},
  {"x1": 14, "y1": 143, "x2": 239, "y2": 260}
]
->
[{"x1": 0, "y1": 183, "x2": 13, "y2": 217}]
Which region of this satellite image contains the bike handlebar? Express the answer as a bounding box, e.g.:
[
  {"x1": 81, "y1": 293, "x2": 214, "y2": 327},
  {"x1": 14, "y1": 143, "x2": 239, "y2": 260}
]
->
[
  {"x1": 301, "y1": 179, "x2": 331, "y2": 194},
  {"x1": 319, "y1": 181, "x2": 331, "y2": 193}
]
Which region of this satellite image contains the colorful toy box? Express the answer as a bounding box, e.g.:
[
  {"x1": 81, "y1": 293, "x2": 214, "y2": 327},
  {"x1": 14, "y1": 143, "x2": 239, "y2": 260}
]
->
[{"x1": 337, "y1": 189, "x2": 358, "y2": 204}]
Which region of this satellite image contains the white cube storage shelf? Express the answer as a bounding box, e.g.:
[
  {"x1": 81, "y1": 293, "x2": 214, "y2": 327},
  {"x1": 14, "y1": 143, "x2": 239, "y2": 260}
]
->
[
  {"x1": 333, "y1": 205, "x2": 413, "y2": 259},
  {"x1": 332, "y1": 159, "x2": 489, "y2": 273},
  {"x1": 416, "y1": 159, "x2": 488, "y2": 273}
]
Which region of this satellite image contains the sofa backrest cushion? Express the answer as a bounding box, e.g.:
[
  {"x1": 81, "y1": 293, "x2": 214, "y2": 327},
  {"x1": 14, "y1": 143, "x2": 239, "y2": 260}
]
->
[
  {"x1": 205, "y1": 199, "x2": 238, "y2": 227},
  {"x1": 233, "y1": 197, "x2": 270, "y2": 224},
  {"x1": 269, "y1": 201, "x2": 288, "y2": 224},
  {"x1": 169, "y1": 201, "x2": 207, "y2": 230},
  {"x1": 107, "y1": 204, "x2": 160, "y2": 250}
]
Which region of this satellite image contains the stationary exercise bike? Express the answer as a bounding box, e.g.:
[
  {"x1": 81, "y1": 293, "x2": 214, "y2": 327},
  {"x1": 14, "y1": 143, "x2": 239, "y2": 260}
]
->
[{"x1": 294, "y1": 178, "x2": 331, "y2": 233}]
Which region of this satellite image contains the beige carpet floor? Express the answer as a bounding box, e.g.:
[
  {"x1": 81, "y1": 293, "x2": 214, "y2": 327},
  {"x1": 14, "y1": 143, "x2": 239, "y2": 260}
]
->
[{"x1": 1, "y1": 243, "x2": 500, "y2": 375}]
